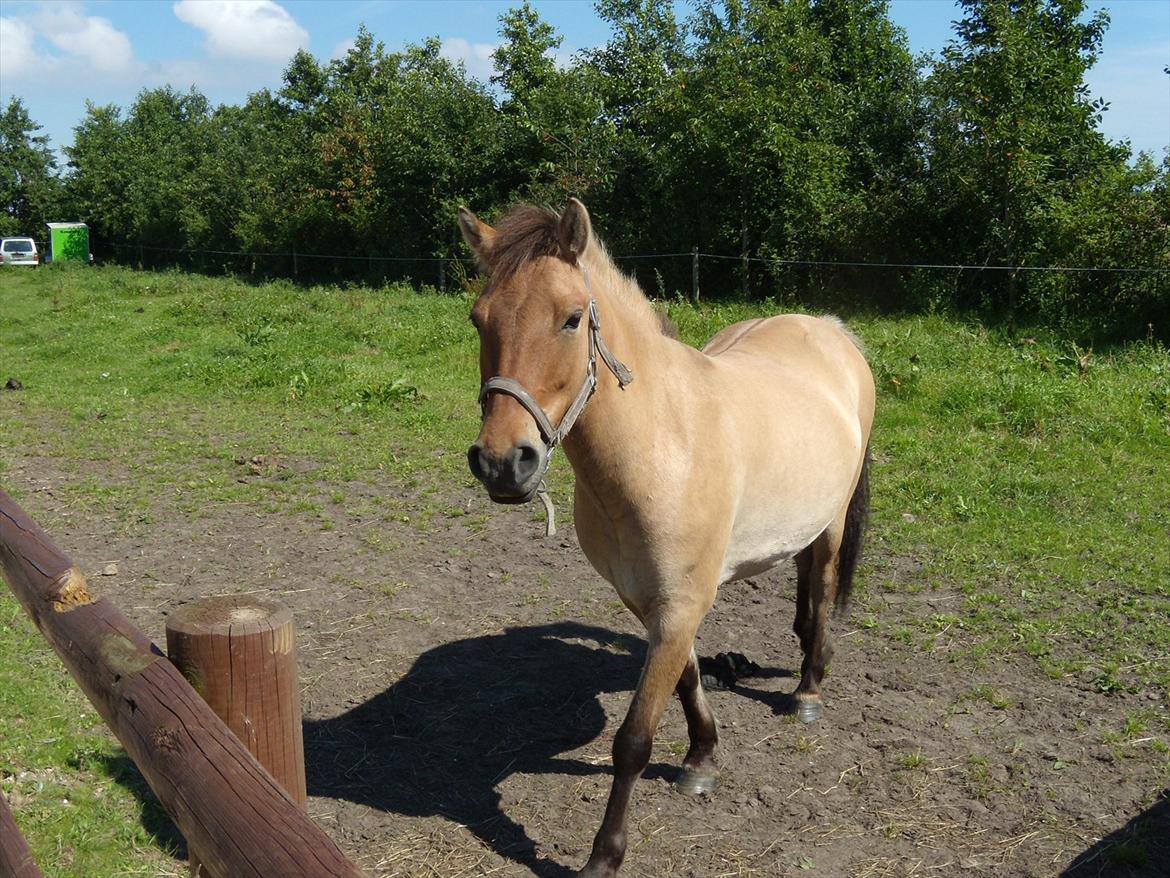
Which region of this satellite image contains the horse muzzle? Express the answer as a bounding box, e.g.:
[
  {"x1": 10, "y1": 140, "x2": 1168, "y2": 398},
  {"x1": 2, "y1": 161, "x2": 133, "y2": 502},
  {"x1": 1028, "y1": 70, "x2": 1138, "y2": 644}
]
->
[{"x1": 467, "y1": 439, "x2": 547, "y2": 504}]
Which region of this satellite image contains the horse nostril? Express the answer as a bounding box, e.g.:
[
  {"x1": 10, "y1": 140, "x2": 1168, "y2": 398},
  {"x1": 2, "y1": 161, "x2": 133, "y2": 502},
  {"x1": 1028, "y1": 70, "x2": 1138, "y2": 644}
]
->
[
  {"x1": 467, "y1": 445, "x2": 488, "y2": 482},
  {"x1": 513, "y1": 441, "x2": 542, "y2": 483}
]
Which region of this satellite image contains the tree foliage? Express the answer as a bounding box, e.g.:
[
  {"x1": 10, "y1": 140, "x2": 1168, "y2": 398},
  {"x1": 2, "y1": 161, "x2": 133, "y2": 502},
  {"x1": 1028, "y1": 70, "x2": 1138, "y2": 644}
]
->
[
  {"x1": 0, "y1": 97, "x2": 61, "y2": 236},
  {"x1": 6, "y1": 0, "x2": 1164, "y2": 338}
]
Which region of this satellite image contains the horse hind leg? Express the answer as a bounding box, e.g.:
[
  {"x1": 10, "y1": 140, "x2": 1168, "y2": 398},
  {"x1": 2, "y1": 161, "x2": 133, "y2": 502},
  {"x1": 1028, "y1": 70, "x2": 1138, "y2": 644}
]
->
[
  {"x1": 793, "y1": 447, "x2": 870, "y2": 723},
  {"x1": 793, "y1": 526, "x2": 841, "y2": 724},
  {"x1": 674, "y1": 648, "x2": 719, "y2": 795},
  {"x1": 793, "y1": 545, "x2": 814, "y2": 656}
]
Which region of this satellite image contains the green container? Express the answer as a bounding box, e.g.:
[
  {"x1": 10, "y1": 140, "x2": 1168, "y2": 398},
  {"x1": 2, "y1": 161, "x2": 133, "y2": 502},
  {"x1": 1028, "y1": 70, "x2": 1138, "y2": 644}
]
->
[{"x1": 46, "y1": 222, "x2": 91, "y2": 263}]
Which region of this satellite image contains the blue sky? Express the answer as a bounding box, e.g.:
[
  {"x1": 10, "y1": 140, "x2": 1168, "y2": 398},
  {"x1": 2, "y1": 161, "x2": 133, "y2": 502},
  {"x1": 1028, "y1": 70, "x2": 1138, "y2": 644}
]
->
[{"x1": 1, "y1": 0, "x2": 1167, "y2": 161}]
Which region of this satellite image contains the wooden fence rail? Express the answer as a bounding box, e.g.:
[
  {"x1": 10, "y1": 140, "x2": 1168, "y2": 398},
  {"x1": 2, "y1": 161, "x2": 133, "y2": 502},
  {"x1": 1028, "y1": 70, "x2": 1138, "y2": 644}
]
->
[
  {"x1": 0, "y1": 789, "x2": 43, "y2": 878},
  {"x1": 0, "y1": 489, "x2": 366, "y2": 878}
]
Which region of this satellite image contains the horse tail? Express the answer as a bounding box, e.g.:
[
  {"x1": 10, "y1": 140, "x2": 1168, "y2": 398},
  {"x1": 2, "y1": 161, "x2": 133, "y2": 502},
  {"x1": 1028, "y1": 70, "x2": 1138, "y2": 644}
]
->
[{"x1": 835, "y1": 444, "x2": 871, "y2": 613}]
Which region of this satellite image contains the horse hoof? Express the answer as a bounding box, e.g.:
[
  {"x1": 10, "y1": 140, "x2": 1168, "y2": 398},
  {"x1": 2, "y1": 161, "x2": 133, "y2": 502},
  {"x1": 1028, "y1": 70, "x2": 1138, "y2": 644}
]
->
[
  {"x1": 676, "y1": 765, "x2": 719, "y2": 796},
  {"x1": 795, "y1": 698, "x2": 823, "y2": 724}
]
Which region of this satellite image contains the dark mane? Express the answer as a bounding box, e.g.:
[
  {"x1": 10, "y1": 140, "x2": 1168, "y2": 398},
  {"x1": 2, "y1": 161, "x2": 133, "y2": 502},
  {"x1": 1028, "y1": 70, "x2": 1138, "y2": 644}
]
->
[
  {"x1": 487, "y1": 204, "x2": 564, "y2": 281},
  {"x1": 481, "y1": 202, "x2": 680, "y2": 340}
]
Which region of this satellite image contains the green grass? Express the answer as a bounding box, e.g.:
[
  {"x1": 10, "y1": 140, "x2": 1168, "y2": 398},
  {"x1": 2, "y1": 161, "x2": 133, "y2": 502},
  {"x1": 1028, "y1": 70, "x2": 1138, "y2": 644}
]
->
[
  {"x1": 2, "y1": 264, "x2": 1169, "y2": 873},
  {"x1": 0, "y1": 596, "x2": 182, "y2": 876},
  {"x1": 851, "y1": 314, "x2": 1170, "y2": 689}
]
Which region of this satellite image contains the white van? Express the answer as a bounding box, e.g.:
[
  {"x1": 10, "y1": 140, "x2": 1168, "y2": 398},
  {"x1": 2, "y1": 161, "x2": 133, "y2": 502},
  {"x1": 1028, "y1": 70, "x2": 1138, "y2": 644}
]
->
[{"x1": 0, "y1": 237, "x2": 40, "y2": 266}]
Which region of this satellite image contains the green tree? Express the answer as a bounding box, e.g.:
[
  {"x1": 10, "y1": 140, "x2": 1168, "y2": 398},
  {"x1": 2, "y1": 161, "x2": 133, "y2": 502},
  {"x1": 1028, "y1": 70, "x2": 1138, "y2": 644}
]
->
[
  {"x1": 587, "y1": 0, "x2": 690, "y2": 255},
  {"x1": 66, "y1": 88, "x2": 214, "y2": 257},
  {"x1": 492, "y1": 4, "x2": 615, "y2": 206},
  {"x1": 922, "y1": 0, "x2": 1122, "y2": 315},
  {"x1": 602, "y1": 0, "x2": 919, "y2": 297},
  {"x1": 0, "y1": 98, "x2": 61, "y2": 236},
  {"x1": 66, "y1": 102, "x2": 133, "y2": 244},
  {"x1": 124, "y1": 87, "x2": 213, "y2": 249}
]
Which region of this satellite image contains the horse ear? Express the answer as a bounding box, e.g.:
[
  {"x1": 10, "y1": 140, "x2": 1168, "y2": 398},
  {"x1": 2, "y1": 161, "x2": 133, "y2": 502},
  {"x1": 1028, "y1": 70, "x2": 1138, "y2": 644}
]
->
[
  {"x1": 458, "y1": 206, "x2": 497, "y2": 269},
  {"x1": 558, "y1": 198, "x2": 591, "y2": 262}
]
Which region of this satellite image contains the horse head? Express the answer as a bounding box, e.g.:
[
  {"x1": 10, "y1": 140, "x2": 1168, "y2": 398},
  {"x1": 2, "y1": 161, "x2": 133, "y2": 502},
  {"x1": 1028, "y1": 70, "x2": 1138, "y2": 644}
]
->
[{"x1": 458, "y1": 199, "x2": 627, "y2": 504}]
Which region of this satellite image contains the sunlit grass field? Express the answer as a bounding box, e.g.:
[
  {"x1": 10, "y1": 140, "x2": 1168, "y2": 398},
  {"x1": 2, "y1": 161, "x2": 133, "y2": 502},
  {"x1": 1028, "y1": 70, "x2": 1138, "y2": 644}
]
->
[{"x1": 2, "y1": 263, "x2": 1168, "y2": 875}]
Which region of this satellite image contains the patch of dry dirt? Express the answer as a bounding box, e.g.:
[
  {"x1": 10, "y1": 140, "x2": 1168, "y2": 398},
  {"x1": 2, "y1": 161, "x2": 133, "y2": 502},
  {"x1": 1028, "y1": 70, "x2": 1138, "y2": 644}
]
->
[{"x1": 3, "y1": 454, "x2": 1167, "y2": 878}]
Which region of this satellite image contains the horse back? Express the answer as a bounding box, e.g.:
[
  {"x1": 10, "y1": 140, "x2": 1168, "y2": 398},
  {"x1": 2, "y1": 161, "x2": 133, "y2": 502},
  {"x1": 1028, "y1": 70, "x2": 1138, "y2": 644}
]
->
[{"x1": 702, "y1": 314, "x2": 872, "y2": 414}]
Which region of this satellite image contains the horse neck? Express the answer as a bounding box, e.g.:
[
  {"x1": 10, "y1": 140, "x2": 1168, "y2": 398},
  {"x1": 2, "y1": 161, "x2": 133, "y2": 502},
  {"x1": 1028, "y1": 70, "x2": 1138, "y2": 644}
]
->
[{"x1": 561, "y1": 252, "x2": 671, "y2": 476}]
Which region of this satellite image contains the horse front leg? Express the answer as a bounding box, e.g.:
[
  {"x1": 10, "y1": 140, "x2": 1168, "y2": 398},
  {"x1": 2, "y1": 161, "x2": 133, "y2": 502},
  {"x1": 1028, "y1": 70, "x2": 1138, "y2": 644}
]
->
[{"x1": 578, "y1": 615, "x2": 701, "y2": 878}]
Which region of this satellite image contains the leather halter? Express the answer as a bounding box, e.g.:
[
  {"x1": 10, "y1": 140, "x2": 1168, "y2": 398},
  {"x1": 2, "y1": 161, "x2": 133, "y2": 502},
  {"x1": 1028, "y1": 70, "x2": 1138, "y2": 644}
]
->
[{"x1": 477, "y1": 266, "x2": 633, "y2": 464}]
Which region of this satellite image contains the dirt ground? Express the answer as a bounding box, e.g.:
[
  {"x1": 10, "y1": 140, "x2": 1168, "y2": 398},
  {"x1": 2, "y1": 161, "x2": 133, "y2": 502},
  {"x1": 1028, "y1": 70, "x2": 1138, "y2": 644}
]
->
[{"x1": 4, "y1": 451, "x2": 1167, "y2": 878}]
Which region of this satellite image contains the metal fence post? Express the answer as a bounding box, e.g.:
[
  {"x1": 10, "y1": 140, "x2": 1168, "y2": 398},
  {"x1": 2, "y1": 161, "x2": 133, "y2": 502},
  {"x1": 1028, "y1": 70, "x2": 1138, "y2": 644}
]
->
[
  {"x1": 742, "y1": 224, "x2": 750, "y2": 298},
  {"x1": 692, "y1": 246, "x2": 699, "y2": 303}
]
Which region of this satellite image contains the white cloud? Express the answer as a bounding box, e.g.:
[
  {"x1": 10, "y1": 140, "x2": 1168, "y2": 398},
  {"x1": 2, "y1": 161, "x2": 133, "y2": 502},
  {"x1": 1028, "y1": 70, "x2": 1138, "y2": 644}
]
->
[
  {"x1": 1, "y1": 6, "x2": 134, "y2": 81},
  {"x1": 440, "y1": 37, "x2": 497, "y2": 82},
  {"x1": 35, "y1": 6, "x2": 134, "y2": 73},
  {"x1": 0, "y1": 17, "x2": 40, "y2": 79},
  {"x1": 173, "y1": 0, "x2": 308, "y2": 63},
  {"x1": 330, "y1": 37, "x2": 355, "y2": 61}
]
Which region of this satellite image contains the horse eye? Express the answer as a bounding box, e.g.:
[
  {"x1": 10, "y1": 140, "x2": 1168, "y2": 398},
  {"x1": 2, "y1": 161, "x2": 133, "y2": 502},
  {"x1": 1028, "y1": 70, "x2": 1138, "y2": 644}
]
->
[{"x1": 563, "y1": 310, "x2": 584, "y2": 332}]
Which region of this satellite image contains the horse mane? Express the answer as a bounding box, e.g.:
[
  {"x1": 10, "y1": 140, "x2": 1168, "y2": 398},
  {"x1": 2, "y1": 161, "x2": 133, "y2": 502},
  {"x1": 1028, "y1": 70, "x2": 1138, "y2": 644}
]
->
[
  {"x1": 486, "y1": 203, "x2": 676, "y2": 340},
  {"x1": 486, "y1": 205, "x2": 564, "y2": 282}
]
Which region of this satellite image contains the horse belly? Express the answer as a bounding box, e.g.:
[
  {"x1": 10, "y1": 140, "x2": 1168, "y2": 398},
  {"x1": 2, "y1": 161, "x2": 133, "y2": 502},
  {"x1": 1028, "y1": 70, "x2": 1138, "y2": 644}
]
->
[
  {"x1": 718, "y1": 518, "x2": 826, "y2": 584},
  {"x1": 717, "y1": 445, "x2": 856, "y2": 585}
]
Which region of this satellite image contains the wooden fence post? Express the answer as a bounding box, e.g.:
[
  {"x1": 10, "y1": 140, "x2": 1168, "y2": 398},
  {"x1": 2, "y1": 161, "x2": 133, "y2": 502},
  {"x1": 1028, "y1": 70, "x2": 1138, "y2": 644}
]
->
[
  {"x1": 167, "y1": 597, "x2": 306, "y2": 878},
  {"x1": 0, "y1": 491, "x2": 366, "y2": 878},
  {"x1": 691, "y1": 246, "x2": 700, "y2": 303},
  {"x1": 0, "y1": 790, "x2": 43, "y2": 878},
  {"x1": 166, "y1": 596, "x2": 306, "y2": 804}
]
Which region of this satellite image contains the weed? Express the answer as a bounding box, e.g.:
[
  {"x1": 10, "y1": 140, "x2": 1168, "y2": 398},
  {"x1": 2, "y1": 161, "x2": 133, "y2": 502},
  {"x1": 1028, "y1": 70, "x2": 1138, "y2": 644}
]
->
[
  {"x1": 1106, "y1": 837, "x2": 1150, "y2": 869},
  {"x1": 380, "y1": 581, "x2": 412, "y2": 599},
  {"x1": 790, "y1": 735, "x2": 822, "y2": 754},
  {"x1": 959, "y1": 684, "x2": 1015, "y2": 711},
  {"x1": 390, "y1": 609, "x2": 434, "y2": 625},
  {"x1": 897, "y1": 750, "x2": 927, "y2": 770}
]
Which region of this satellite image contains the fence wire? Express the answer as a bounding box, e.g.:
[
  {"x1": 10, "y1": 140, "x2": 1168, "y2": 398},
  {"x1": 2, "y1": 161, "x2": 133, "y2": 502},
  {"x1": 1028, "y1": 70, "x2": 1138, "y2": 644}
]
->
[{"x1": 101, "y1": 241, "x2": 1169, "y2": 274}]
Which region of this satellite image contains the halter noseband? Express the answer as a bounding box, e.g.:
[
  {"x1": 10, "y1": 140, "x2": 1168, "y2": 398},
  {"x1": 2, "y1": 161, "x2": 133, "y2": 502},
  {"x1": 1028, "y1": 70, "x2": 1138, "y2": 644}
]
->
[{"x1": 477, "y1": 266, "x2": 633, "y2": 463}]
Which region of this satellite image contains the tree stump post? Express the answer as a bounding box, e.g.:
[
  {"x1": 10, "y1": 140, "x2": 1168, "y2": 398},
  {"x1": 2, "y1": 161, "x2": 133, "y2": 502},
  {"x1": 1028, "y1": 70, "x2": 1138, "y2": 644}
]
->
[{"x1": 166, "y1": 596, "x2": 307, "y2": 878}]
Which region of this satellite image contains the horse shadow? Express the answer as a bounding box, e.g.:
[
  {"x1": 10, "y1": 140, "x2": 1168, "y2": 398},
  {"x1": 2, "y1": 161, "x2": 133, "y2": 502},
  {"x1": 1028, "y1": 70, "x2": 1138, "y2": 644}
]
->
[
  {"x1": 1059, "y1": 791, "x2": 1169, "y2": 877},
  {"x1": 304, "y1": 622, "x2": 656, "y2": 878}
]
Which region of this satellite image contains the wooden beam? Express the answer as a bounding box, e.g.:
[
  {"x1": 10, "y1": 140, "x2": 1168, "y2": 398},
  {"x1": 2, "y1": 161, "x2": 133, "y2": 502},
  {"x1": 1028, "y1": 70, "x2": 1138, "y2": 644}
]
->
[
  {"x1": 0, "y1": 789, "x2": 43, "y2": 878},
  {"x1": 0, "y1": 490, "x2": 366, "y2": 878}
]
